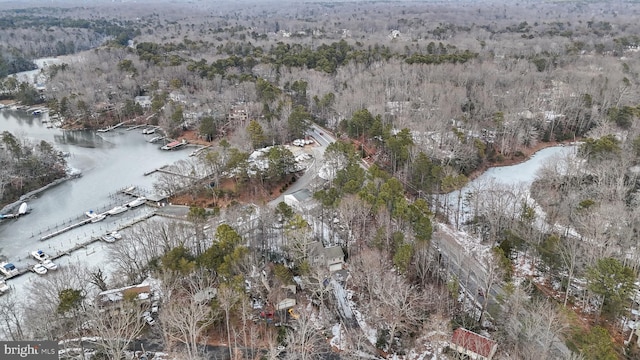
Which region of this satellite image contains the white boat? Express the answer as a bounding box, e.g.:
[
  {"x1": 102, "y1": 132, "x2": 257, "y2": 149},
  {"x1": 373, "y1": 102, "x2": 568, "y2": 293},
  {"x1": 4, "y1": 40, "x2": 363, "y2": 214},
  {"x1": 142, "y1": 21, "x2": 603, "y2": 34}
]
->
[
  {"x1": 42, "y1": 259, "x2": 58, "y2": 271},
  {"x1": 142, "y1": 128, "x2": 156, "y2": 134},
  {"x1": 85, "y1": 210, "x2": 98, "y2": 218},
  {"x1": 101, "y1": 234, "x2": 116, "y2": 243},
  {"x1": 31, "y1": 250, "x2": 48, "y2": 261},
  {"x1": 107, "y1": 206, "x2": 128, "y2": 215},
  {"x1": 147, "y1": 136, "x2": 163, "y2": 143},
  {"x1": 0, "y1": 263, "x2": 19, "y2": 278},
  {"x1": 127, "y1": 197, "x2": 146, "y2": 208},
  {"x1": 18, "y1": 202, "x2": 28, "y2": 215},
  {"x1": 110, "y1": 231, "x2": 122, "y2": 240},
  {"x1": 0, "y1": 280, "x2": 9, "y2": 293},
  {"x1": 91, "y1": 214, "x2": 107, "y2": 223},
  {"x1": 33, "y1": 264, "x2": 47, "y2": 275}
]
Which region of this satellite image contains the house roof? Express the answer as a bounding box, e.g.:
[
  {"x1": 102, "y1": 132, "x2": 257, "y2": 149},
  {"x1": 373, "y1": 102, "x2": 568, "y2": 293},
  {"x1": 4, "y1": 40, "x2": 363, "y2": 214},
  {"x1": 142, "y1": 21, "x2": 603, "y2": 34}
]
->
[
  {"x1": 98, "y1": 284, "x2": 151, "y2": 303},
  {"x1": 451, "y1": 328, "x2": 497, "y2": 358},
  {"x1": 287, "y1": 188, "x2": 312, "y2": 202}
]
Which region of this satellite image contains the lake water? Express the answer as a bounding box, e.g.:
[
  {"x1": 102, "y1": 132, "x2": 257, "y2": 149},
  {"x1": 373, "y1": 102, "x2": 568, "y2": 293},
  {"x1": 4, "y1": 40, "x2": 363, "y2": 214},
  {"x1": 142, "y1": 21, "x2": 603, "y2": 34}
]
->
[
  {"x1": 445, "y1": 145, "x2": 578, "y2": 226},
  {"x1": 0, "y1": 109, "x2": 191, "y2": 279}
]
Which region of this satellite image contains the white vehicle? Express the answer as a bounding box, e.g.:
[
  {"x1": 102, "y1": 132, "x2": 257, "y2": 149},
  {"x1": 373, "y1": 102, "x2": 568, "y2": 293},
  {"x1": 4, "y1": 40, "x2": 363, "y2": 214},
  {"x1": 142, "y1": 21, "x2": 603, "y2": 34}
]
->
[
  {"x1": 31, "y1": 250, "x2": 48, "y2": 261},
  {"x1": 144, "y1": 315, "x2": 156, "y2": 326},
  {"x1": 107, "y1": 206, "x2": 128, "y2": 215},
  {"x1": 33, "y1": 264, "x2": 47, "y2": 275},
  {"x1": 42, "y1": 259, "x2": 58, "y2": 271}
]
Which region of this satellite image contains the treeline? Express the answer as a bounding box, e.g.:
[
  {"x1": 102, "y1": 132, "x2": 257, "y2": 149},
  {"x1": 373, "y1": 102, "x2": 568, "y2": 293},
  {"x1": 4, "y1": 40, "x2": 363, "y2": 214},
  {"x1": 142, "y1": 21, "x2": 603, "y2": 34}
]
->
[
  {"x1": 0, "y1": 51, "x2": 36, "y2": 77},
  {"x1": 0, "y1": 131, "x2": 67, "y2": 208}
]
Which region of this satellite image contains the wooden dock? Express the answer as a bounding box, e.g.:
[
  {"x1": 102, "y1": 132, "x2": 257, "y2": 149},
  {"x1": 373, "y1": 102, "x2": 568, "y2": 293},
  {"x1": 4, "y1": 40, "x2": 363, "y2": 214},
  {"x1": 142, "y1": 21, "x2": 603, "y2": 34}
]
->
[
  {"x1": 6, "y1": 212, "x2": 158, "y2": 281},
  {"x1": 97, "y1": 122, "x2": 125, "y2": 133},
  {"x1": 155, "y1": 168, "x2": 199, "y2": 180},
  {"x1": 39, "y1": 218, "x2": 94, "y2": 241},
  {"x1": 143, "y1": 165, "x2": 168, "y2": 176},
  {"x1": 189, "y1": 145, "x2": 212, "y2": 157}
]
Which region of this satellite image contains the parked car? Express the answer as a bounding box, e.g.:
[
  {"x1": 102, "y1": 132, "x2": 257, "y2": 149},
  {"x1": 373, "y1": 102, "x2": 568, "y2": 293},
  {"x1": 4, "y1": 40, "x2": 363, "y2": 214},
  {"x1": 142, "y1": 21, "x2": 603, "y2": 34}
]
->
[{"x1": 144, "y1": 315, "x2": 156, "y2": 326}]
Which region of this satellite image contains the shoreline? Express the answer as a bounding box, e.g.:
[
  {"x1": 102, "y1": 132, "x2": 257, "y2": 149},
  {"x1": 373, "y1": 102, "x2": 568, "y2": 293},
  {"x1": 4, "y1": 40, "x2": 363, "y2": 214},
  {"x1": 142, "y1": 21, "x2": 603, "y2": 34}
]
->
[
  {"x1": 464, "y1": 139, "x2": 580, "y2": 183},
  {"x1": 0, "y1": 173, "x2": 80, "y2": 215}
]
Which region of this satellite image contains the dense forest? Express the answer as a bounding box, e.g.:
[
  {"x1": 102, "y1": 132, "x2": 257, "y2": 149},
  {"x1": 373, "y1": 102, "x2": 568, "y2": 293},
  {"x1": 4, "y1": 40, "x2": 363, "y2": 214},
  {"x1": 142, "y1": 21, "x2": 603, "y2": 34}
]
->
[
  {"x1": 2, "y1": 1, "x2": 640, "y2": 359},
  {"x1": 0, "y1": 131, "x2": 68, "y2": 208}
]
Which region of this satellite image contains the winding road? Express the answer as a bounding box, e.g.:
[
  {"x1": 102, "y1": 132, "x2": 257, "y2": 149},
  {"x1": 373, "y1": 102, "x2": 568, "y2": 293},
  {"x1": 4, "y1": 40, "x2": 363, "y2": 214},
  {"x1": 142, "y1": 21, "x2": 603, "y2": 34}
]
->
[{"x1": 268, "y1": 124, "x2": 336, "y2": 207}]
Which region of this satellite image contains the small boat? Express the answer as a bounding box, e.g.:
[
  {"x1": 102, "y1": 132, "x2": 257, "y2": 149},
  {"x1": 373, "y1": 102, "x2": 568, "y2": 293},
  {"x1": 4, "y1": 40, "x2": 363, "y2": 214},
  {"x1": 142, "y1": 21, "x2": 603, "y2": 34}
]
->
[
  {"x1": 0, "y1": 263, "x2": 19, "y2": 278},
  {"x1": 33, "y1": 109, "x2": 42, "y2": 116},
  {"x1": 85, "y1": 210, "x2": 98, "y2": 219},
  {"x1": 42, "y1": 259, "x2": 58, "y2": 271},
  {"x1": 31, "y1": 250, "x2": 48, "y2": 261},
  {"x1": 110, "y1": 231, "x2": 122, "y2": 240},
  {"x1": 18, "y1": 202, "x2": 28, "y2": 215},
  {"x1": 101, "y1": 234, "x2": 116, "y2": 243},
  {"x1": 107, "y1": 206, "x2": 128, "y2": 215},
  {"x1": 91, "y1": 214, "x2": 107, "y2": 223},
  {"x1": 161, "y1": 140, "x2": 181, "y2": 150},
  {"x1": 33, "y1": 264, "x2": 47, "y2": 275},
  {"x1": 0, "y1": 280, "x2": 9, "y2": 293},
  {"x1": 127, "y1": 197, "x2": 146, "y2": 208},
  {"x1": 147, "y1": 136, "x2": 163, "y2": 143},
  {"x1": 142, "y1": 128, "x2": 156, "y2": 134}
]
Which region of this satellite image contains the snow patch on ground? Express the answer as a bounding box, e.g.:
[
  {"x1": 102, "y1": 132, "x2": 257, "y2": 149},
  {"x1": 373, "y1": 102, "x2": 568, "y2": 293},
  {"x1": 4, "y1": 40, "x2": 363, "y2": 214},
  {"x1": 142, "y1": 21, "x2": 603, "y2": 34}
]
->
[
  {"x1": 330, "y1": 323, "x2": 347, "y2": 350},
  {"x1": 438, "y1": 223, "x2": 492, "y2": 262}
]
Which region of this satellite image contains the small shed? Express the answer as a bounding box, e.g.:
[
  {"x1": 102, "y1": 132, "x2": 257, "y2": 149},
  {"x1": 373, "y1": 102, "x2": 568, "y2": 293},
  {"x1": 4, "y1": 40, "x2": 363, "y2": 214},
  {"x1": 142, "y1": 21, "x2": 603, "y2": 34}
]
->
[{"x1": 450, "y1": 327, "x2": 498, "y2": 360}]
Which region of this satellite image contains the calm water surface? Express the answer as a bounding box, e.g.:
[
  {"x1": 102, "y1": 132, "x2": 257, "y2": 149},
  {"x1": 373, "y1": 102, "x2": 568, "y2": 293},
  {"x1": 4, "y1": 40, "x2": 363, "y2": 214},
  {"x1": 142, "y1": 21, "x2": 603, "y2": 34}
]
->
[{"x1": 0, "y1": 109, "x2": 190, "y2": 270}]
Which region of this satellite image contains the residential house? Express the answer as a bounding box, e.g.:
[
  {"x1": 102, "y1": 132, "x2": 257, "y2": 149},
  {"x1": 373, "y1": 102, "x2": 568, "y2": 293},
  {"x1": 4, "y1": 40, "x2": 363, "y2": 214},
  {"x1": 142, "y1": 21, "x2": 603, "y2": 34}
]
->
[
  {"x1": 228, "y1": 106, "x2": 248, "y2": 125},
  {"x1": 135, "y1": 95, "x2": 152, "y2": 109},
  {"x1": 450, "y1": 327, "x2": 498, "y2": 360},
  {"x1": 97, "y1": 282, "x2": 153, "y2": 311},
  {"x1": 284, "y1": 188, "x2": 314, "y2": 212},
  {"x1": 309, "y1": 241, "x2": 345, "y2": 273},
  {"x1": 169, "y1": 91, "x2": 187, "y2": 104}
]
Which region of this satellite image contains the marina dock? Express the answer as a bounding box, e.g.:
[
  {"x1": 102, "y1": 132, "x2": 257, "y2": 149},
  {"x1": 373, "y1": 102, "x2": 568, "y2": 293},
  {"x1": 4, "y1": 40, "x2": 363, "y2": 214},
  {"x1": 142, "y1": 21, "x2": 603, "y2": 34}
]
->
[
  {"x1": 5, "y1": 212, "x2": 157, "y2": 281},
  {"x1": 97, "y1": 122, "x2": 125, "y2": 133}
]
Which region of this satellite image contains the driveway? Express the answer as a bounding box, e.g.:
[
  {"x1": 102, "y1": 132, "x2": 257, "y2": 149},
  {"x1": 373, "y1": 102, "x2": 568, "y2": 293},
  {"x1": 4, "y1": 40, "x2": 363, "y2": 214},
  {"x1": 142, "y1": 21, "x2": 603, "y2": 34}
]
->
[{"x1": 268, "y1": 124, "x2": 336, "y2": 207}]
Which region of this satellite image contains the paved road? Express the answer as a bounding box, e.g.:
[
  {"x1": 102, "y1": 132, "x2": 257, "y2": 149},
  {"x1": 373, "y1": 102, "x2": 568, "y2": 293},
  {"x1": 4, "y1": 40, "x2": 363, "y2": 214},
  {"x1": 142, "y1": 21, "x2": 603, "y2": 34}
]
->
[
  {"x1": 268, "y1": 124, "x2": 336, "y2": 207},
  {"x1": 432, "y1": 222, "x2": 571, "y2": 357}
]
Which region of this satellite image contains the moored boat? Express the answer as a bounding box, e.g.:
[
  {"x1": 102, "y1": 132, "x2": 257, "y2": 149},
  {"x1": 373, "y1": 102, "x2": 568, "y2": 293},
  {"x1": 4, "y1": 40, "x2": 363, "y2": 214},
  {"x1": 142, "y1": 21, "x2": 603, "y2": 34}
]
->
[
  {"x1": 0, "y1": 263, "x2": 19, "y2": 278},
  {"x1": 107, "y1": 205, "x2": 128, "y2": 215},
  {"x1": 42, "y1": 259, "x2": 58, "y2": 271},
  {"x1": 0, "y1": 279, "x2": 9, "y2": 293},
  {"x1": 91, "y1": 214, "x2": 107, "y2": 223},
  {"x1": 31, "y1": 249, "x2": 48, "y2": 261},
  {"x1": 33, "y1": 263, "x2": 47, "y2": 275},
  {"x1": 127, "y1": 197, "x2": 146, "y2": 208}
]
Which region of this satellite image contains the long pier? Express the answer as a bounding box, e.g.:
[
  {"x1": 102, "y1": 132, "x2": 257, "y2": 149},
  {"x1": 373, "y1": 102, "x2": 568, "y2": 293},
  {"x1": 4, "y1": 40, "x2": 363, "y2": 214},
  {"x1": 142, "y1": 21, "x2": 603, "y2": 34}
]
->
[
  {"x1": 189, "y1": 145, "x2": 212, "y2": 157},
  {"x1": 39, "y1": 218, "x2": 94, "y2": 241},
  {"x1": 97, "y1": 122, "x2": 125, "y2": 133},
  {"x1": 5, "y1": 212, "x2": 157, "y2": 281},
  {"x1": 143, "y1": 165, "x2": 168, "y2": 176}
]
